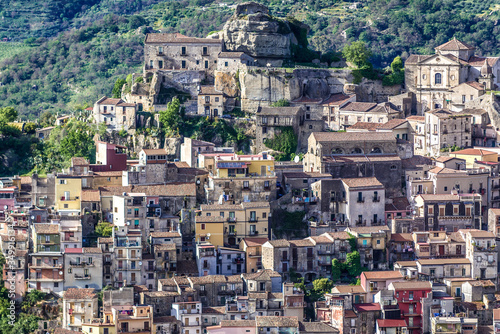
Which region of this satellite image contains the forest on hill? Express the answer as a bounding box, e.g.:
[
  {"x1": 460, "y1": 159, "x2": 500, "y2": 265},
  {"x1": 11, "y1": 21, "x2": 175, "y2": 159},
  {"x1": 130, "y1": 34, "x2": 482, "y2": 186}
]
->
[{"x1": 0, "y1": 0, "x2": 500, "y2": 117}]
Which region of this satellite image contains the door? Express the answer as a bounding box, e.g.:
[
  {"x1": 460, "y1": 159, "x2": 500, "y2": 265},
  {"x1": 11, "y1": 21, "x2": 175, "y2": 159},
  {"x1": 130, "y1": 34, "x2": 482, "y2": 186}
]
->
[
  {"x1": 438, "y1": 245, "x2": 445, "y2": 256},
  {"x1": 36, "y1": 282, "x2": 41, "y2": 290},
  {"x1": 456, "y1": 245, "x2": 462, "y2": 255}
]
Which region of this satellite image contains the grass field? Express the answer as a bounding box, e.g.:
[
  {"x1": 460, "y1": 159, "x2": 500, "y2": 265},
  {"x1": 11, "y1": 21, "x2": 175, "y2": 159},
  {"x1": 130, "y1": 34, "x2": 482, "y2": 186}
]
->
[{"x1": 0, "y1": 42, "x2": 32, "y2": 62}]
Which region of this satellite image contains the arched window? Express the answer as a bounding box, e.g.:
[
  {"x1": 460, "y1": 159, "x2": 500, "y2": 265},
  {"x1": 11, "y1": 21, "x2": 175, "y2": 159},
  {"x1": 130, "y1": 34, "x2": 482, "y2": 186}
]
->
[
  {"x1": 435, "y1": 73, "x2": 442, "y2": 84},
  {"x1": 332, "y1": 148, "x2": 344, "y2": 155},
  {"x1": 371, "y1": 147, "x2": 382, "y2": 154},
  {"x1": 351, "y1": 147, "x2": 363, "y2": 154}
]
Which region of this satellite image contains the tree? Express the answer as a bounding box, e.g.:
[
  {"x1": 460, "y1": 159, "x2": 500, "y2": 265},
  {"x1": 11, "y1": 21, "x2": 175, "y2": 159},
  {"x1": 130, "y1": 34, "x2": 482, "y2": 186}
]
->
[
  {"x1": 345, "y1": 251, "x2": 362, "y2": 277},
  {"x1": 270, "y1": 99, "x2": 290, "y2": 107},
  {"x1": 40, "y1": 111, "x2": 55, "y2": 128},
  {"x1": 390, "y1": 56, "x2": 403, "y2": 73},
  {"x1": 159, "y1": 97, "x2": 181, "y2": 133},
  {"x1": 95, "y1": 222, "x2": 113, "y2": 237},
  {"x1": 312, "y1": 278, "x2": 334, "y2": 294},
  {"x1": 59, "y1": 120, "x2": 96, "y2": 162},
  {"x1": 342, "y1": 41, "x2": 372, "y2": 68},
  {"x1": 24, "y1": 123, "x2": 37, "y2": 134},
  {"x1": 331, "y1": 258, "x2": 343, "y2": 281},
  {"x1": 112, "y1": 78, "x2": 126, "y2": 98},
  {"x1": 0, "y1": 107, "x2": 18, "y2": 124}
]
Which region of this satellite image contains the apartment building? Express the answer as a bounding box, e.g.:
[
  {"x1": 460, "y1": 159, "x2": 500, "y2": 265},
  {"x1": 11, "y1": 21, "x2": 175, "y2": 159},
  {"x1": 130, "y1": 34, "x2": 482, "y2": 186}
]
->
[
  {"x1": 203, "y1": 152, "x2": 277, "y2": 204},
  {"x1": 29, "y1": 223, "x2": 64, "y2": 295},
  {"x1": 64, "y1": 247, "x2": 103, "y2": 290},
  {"x1": 199, "y1": 202, "x2": 270, "y2": 247},
  {"x1": 62, "y1": 288, "x2": 98, "y2": 331},
  {"x1": 240, "y1": 238, "x2": 268, "y2": 274},
  {"x1": 112, "y1": 226, "x2": 143, "y2": 287},
  {"x1": 171, "y1": 301, "x2": 203, "y2": 334},
  {"x1": 93, "y1": 96, "x2": 136, "y2": 132}
]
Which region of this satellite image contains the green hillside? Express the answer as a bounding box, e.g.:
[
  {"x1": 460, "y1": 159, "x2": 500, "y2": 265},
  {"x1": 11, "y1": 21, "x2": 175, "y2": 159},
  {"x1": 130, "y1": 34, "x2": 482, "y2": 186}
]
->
[{"x1": 1, "y1": 0, "x2": 500, "y2": 118}]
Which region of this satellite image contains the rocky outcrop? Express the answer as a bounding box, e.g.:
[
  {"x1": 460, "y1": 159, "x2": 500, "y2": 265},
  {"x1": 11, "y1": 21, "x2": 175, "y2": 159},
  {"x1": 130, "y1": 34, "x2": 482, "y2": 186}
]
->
[
  {"x1": 238, "y1": 68, "x2": 353, "y2": 112},
  {"x1": 222, "y1": 2, "x2": 296, "y2": 60},
  {"x1": 214, "y1": 71, "x2": 239, "y2": 97}
]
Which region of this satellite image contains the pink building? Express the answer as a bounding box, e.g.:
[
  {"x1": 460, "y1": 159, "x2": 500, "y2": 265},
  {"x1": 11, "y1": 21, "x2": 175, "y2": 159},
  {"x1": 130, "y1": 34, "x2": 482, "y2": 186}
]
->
[
  {"x1": 360, "y1": 271, "x2": 404, "y2": 302},
  {"x1": 207, "y1": 320, "x2": 256, "y2": 334}
]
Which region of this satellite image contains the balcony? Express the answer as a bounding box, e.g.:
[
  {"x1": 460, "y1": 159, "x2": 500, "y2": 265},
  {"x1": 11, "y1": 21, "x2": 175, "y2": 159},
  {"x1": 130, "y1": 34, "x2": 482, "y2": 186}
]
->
[
  {"x1": 249, "y1": 217, "x2": 258, "y2": 222},
  {"x1": 249, "y1": 231, "x2": 259, "y2": 236},
  {"x1": 373, "y1": 196, "x2": 380, "y2": 202},
  {"x1": 74, "y1": 274, "x2": 91, "y2": 280},
  {"x1": 228, "y1": 231, "x2": 237, "y2": 236},
  {"x1": 232, "y1": 257, "x2": 244, "y2": 264},
  {"x1": 227, "y1": 217, "x2": 237, "y2": 223},
  {"x1": 248, "y1": 252, "x2": 261, "y2": 258},
  {"x1": 357, "y1": 197, "x2": 365, "y2": 203},
  {"x1": 69, "y1": 261, "x2": 94, "y2": 267}
]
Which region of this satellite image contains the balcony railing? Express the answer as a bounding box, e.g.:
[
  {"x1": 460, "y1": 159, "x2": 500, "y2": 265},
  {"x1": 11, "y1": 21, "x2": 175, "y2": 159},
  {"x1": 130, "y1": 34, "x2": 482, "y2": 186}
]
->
[
  {"x1": 74, "y1": 274, "x2": 91, "y2": 280},
  {"x1": 249, "y1": 231, "x2": 259, "y2": 236},
  {"x1": 357, "y1": 197, "x2": 365, "y2": 203}
]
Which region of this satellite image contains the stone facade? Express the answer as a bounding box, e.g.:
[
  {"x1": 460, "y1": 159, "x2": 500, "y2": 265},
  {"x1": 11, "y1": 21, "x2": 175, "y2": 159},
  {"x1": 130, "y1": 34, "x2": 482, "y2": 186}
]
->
[
  {"x1": 93, "y1": 97, "x2": 136, "y2": 132},
  {"x1": 144, "y1": 33, "x2": 222, "y2": 72},
  {"x1": 405, "y1": 38, "x2": 500, "y2": 111}
]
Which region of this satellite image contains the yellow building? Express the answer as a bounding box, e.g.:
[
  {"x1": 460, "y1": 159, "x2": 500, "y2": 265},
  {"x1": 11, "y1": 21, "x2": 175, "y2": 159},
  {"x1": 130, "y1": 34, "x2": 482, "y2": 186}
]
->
[
  {"x1": 215, "y1": 153, "x2": 275, "y2": 178},
  {"x1": 195, "y1": 216, "x2": 225, "y2": 248},
  {"x1": 240, "y1": 237, "x2": 268, "y2": 274},
  {"x1": 92, "y1": 171, "x2": 123, "y2": 188},
  {"x1": 200, "y1": 202, "x2": 270, "y2": 247},
  {"x1": 55, "y1": 175, "x2": 82, "y2": 213},
  {"x1": 82, "y1": 322, "x2": 116, "y2": 334},
  {"x1": 450, "y1": 148, "x2": 498, "y2": 168}
]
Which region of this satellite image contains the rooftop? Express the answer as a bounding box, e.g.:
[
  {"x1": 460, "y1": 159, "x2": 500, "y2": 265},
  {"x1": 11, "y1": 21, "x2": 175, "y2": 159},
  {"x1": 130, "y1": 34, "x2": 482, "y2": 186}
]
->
[
  {"x1": 64, "y1": 288, "x2": 97, "y2": 300},
  {"x1": 256, "y1": 316, "x2": 299, "y2": 328},
  {"x1": 145, "y1": 33, "x2": 222, "y2": 44}
]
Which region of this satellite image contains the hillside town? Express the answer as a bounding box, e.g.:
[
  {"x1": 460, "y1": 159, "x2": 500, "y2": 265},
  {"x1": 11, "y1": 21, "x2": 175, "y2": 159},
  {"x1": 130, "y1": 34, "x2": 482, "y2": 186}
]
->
[{"x1": 6, "y1": 2, "x2": 500, "y2": 334}]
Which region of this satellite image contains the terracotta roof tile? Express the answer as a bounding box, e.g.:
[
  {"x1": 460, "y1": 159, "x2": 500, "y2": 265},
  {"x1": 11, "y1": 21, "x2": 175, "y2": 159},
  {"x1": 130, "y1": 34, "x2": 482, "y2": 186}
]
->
[
  {"x1": 81, "y1": 190, "x2": 100, "y2": 202},
  {"x1": 150, "y1": 232, "x2": 181, "y2": 238},
  {"x1": 418, "y1": 258, "x2": 470, "y2": 265},
  {"x1": 100, "y1": 183, "x2": 196, "y2": 197},
  {"x1": 64, "y1": 288, "x2": 97, "y2": 300},
  {"x1": 435, "y1": 38, "x2": 475, "y2": 51},
  {"x1": 313, "y1": 131, "x2": 395, "y2": 143},
  {"x1": 33, "y1": 223, "x2": 59, "y2": 234},
  {"x1": 348, "y1": 122, "x2": 381, "y2": 131},
  {"x1": 340, "y1": 102, "x2": 377, "y2": 112},
  {"x1": 377, "y1": 119, "x2": 408, "y2": 130},
  {"x1": 341, "y1": 177, "x2": 383, "y2": 188},
  {"x1": 332, "y1": 285, "x2": 365, "y2": 294},
  {"x1": 256, "y1": 316, "x2": 299, "y2": 328},
  {"x1": 243, "y1": 269, "x2": 281, "y2": 281},
  {"x1": 326, "y1": 232, "x2": 352, "y2": 240},
  {"x1": 218, "y1": 52, "x2": 246, "y2": 58},
  {"x1": 451, "y1": 148, "x2": 497, "y2": 156},
  {"x1": 289, "y1": 239, "x2": 315, "y2": 247},
  {"x1": 266, "y1": 239, "x2": 290, "y2": 247},
  {"x1": 354, "y1": 303, "x2": 381, "y2": 312},
  {"x1": 83, "y1": 247, "x2": 102, "y2": 254},
  {"x1": 196, "y1": 216, "x2": 225, "y2": 223},
  {"x1": 299, "y1": 322, "x2": 339, "y2": 333},
  {"x1": 199, "y1": 86, "x2": 223, "y2": 95},
  {"x1": 390, "y1": 281, "x2": 432, "y2": 290},
  {"x1": 220, "y1": 320, "x2": 256, "y2": 327},
  {"x1": 145, "y1": 33, "x2": 222, "y2": 44},
  {"x1": 377, "y1": 319, "x2": 407, "y2": 328},
  {"x1": 203, "y1": 306, "x2": 226, "y2": 314},
  {"x1": 258, "y1": 106, "x2": 302, "y2": 116},
  {"x1": 242, "y1": 238, "x2": 269, "y2": 247},
  {"x1": 361, "y1": 271, "x2": 403, "y2": 280}
]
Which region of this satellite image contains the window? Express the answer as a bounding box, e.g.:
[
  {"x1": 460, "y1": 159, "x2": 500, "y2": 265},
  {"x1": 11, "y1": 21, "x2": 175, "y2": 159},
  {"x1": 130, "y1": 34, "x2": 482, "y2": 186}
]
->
[
  {"x1": 462, "y1": 95, "x2": 466, "y2": 103},
  {"x1": 181, "y1": 46, "x2": 186, "y2": 55},
  {"x1": 201, "y1": 224, "x2": 206, "y2": 230},
  {"x1": 225, "y1": 62, "x2": 228, "y2": 67},
  {"x1": 243, "y1": 181, "x2": 249, "y2": 189},
  {"x1": 205, "y1": 61, "x2": 209, "y2": 69},
  {"x1": 262, "y1": 212, "x2": 267, "y2": 218},
  {"x1": 435, "y1": 73, "x2": 442, "y2": 84},
  {"x1": 203, "y1": 46, "x2": 208, "y2": 55},
  {"x1": 428, "y1": 206, "x2": 434, "y2": 214},
  {"x1": 182, "y1": 60, "x2": 186, "y2": 69},
  {"x1": 215, "y1": 97, "x2": 219, "y2": 102}
]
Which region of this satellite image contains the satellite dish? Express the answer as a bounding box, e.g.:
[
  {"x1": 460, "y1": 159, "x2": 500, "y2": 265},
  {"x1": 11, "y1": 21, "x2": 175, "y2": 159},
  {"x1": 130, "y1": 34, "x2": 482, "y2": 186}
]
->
[
  {"x1": 207, "y1": 233, "x2": 211, "y2": 237},
  {"x1": 59, "y1": 271, "x2": 63, "y2": 275},
  {"x1": 294, "y1": 156, "x2": 300, "y2": 163},
  {"x1": 139, "y1": 262, "x2": 142, "y2": 266}
]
